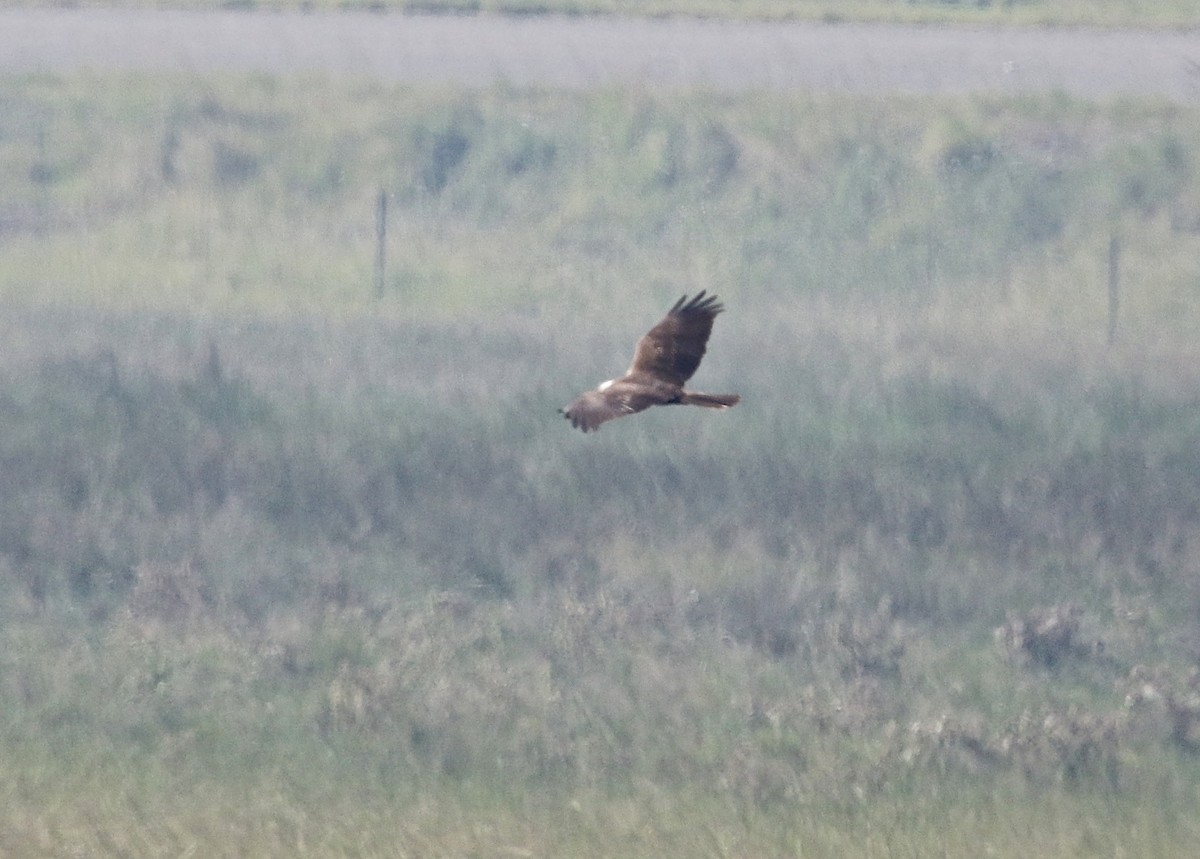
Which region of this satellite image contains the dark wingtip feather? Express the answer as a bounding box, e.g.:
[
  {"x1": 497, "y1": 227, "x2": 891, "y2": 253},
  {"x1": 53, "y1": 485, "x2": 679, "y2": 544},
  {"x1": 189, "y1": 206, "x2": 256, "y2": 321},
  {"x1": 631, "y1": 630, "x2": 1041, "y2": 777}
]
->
[
  {"x1": 672, "y1": 291, "x2": 723, "y2": 317},
  {"x1": 560, "y1": 405, "x2": 594, "y2": 432}
]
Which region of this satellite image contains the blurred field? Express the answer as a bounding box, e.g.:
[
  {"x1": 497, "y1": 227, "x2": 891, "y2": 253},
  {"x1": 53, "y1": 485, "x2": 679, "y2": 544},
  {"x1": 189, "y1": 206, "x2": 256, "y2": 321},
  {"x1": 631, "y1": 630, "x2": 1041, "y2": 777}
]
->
[
  {"x1": 14, "y1": 0, "x2": 1200, "y2": 27},
  {"x1": 3, "y1": 74, "x2": 1200, "y2": 855}
]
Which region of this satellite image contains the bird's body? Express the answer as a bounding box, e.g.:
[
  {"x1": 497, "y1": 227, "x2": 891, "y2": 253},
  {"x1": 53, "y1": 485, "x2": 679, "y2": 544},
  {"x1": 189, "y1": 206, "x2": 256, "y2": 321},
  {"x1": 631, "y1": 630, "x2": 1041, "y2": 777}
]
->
[{"x1": 560, "y1": 292, "x2": 740, "y2": 433}]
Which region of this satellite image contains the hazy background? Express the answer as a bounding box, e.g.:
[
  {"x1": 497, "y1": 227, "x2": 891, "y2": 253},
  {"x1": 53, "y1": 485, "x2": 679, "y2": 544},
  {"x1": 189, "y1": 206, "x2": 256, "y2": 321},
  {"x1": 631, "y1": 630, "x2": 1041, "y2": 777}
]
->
[{"x1": 2, "y1": 5, "x2": 1200, "y2": 856}]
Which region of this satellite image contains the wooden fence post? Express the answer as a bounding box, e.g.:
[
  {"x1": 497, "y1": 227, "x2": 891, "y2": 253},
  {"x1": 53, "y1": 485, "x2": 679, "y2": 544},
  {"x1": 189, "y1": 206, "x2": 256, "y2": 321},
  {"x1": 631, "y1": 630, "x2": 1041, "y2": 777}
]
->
[
  {"x1": 1107, "y1": 232, "x2": 1120, "y2": 346},
  {"x1": 374, "y1": 187, "x2": 387, "y2": 299}
]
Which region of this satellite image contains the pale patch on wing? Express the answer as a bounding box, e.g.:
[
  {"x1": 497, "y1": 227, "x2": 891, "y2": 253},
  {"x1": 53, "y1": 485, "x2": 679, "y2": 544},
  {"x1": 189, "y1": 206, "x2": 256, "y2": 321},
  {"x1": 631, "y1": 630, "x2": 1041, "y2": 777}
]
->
[
  {"x1": 561, "y1": 389, "x2": 627, "y2": 433},
  {"x1": 561, "y1": 382, "x2": 658, "y2": 432}
]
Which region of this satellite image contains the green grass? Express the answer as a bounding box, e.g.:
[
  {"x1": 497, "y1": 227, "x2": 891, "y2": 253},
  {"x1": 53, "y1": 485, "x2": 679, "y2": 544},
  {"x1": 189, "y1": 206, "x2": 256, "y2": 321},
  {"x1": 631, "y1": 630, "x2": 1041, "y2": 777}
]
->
[
  {"x1": 5, "y1": 78, "x2": 1199, "y2": 330},
  {"x1": 3, "y1": 74, "x2": 1200, "y2": 853}
]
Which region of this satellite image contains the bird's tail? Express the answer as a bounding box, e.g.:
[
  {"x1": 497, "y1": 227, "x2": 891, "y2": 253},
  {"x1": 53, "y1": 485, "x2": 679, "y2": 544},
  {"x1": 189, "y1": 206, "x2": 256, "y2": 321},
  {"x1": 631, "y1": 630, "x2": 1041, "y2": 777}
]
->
[{"x1": 680, "y1": 392, "x2": 741, "y2": 409}]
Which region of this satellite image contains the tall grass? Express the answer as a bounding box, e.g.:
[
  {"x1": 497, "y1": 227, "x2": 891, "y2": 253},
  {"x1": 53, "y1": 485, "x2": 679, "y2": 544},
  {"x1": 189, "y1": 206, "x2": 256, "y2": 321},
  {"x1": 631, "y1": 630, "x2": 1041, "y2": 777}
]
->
[
  {"x1": 4, "y1": 79, "x2": 1198, "y2": 329},
  {"x1": 3, "y1": 74, "x2": 1200, "y2": 853}
]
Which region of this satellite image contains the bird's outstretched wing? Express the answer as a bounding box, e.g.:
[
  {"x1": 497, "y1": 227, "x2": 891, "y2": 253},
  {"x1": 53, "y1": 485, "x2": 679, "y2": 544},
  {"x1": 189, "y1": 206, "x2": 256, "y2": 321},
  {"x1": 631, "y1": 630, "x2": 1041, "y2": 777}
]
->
[
  {"x1": 559, "y1": 381, "x2": 671, "y2": 433},
  {"x1": 628, "y1": 291, "x2": 723, "y2": 386}
]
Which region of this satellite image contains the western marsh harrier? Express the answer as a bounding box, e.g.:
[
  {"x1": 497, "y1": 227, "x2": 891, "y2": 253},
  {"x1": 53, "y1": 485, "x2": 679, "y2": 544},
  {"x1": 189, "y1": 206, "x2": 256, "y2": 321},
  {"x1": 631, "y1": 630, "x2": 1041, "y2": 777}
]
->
[{"x1": 560, "y1": 291, "x2": 740, "y2": 433}]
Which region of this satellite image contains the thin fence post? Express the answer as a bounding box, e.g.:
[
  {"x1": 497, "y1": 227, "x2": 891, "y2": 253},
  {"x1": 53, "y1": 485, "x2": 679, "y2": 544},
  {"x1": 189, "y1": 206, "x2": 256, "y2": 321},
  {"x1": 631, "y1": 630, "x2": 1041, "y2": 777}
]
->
[
  {"x1": 31, "y1": 126, "x2": 51, "y2": 236},
  {"x1": 374, "y1": 187, "x2": 387, "y2": 299},
  {"x1": 926, "y1": 226, "x2": 936, "y2": 291},
  {"x1": 1107, "y1": 232, "x2": 1120, "y2": 346}
]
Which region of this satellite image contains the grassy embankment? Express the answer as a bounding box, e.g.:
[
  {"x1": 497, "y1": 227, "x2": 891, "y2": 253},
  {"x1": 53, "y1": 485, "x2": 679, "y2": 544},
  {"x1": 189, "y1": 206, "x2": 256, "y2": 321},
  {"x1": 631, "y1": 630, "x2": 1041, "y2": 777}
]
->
[{"x1": 2, "y1": 75, "x2": 1200, "y2": 854}]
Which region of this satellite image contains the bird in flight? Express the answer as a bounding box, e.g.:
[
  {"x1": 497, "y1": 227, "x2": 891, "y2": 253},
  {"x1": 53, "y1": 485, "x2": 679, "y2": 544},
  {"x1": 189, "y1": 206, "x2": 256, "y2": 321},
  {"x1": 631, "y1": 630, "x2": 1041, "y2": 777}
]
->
[{"x1": 560, "y1": 291, "x2": 741, "y2": 433}]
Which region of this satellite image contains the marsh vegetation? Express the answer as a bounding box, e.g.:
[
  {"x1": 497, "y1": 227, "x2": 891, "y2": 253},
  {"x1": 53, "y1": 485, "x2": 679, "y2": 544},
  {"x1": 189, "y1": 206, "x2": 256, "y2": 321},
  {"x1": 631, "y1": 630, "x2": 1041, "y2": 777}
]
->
[{"x1": 2, "y1": 74, "x2": 1200, "y2": 854}]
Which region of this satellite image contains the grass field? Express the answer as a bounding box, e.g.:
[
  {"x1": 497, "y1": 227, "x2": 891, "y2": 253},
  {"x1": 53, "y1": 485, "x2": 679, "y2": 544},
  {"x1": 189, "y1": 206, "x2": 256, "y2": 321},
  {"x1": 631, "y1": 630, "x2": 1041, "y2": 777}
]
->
[{"x1": 3, "y1": 73, "x2": 1200, "y2": 854}]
